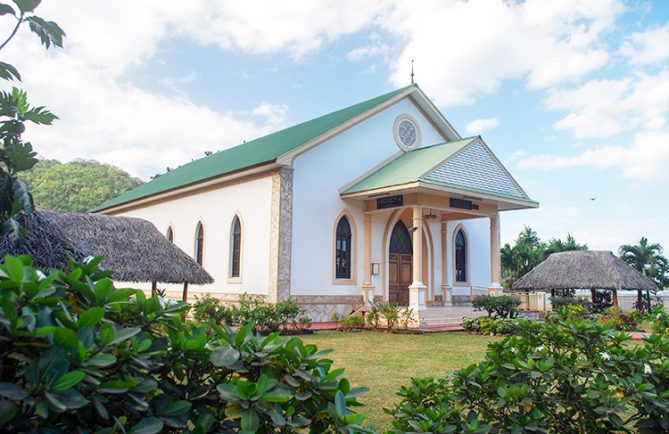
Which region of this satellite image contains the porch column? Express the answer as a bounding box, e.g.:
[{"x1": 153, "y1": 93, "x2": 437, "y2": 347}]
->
[
  {"x1": 441, "y1": 218, "x2": 452, "y2": 305},
  {"x1": 362, "y1": 212, "x2": 375, "y2": 305},
  {"x1": 409, "y1": 206, "x2": 427, "y2": 310},
  {"x1": 489, "y1": 212, "x2": 502, "y2": 295}
]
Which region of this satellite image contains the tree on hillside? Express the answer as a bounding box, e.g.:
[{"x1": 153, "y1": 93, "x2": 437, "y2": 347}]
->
[
  {"x1": 21, "y1": 159, "x2": 143, "y2": 212},
  {"x1": 502, "y1": 227, "x2": 588, "y2": 290},
  {"x1": 619, "y1": 238, "x2": 669, "y2": 310}
]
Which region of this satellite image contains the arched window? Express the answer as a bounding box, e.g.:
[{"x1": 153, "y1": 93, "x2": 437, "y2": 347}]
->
[
  {"x1": 335, "y1": 216, "x2": 352, "y2": 279},
  {"x1": 194, "y1": 222, "x2": 204, "y2": 266},
  {"x1": 230, "y1": 216, "x2": 241, "y2": 278},
  {"x1": 166, "y1": 226, "x2": 174, "y2": 243},
  {"x1": 455, "y1": 228, "x2": 467, "y2": 282}
]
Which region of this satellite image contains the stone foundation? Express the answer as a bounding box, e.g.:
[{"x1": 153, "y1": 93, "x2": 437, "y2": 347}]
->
[{"x1": 294, "y1": 295, "x2": 364, "y2": 322}]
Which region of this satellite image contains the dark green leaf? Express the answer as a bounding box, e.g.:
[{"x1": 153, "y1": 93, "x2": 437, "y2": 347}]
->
[
  {"x1": 0, "y1": 4, "x2": 15, "y2": 15},
  {"x1": 77, "y1": 307, "x2": 104, "y2": 328},
  {"x1": 0, "y1": 383, "x2": 26, "y2": 400},
  {"x1": 0, "y1": 62, "x2": 20, "y2": 81},
  {"x1": 262, "y1": 386, "x2": 292, "y2": 403},
  {"x1": 52, "y1": 370, "x2": 85, "y2": 392},
  {"x1": 85, "y1": 353, "x2": 116, "y2": 367},
  {"x1": 131, "y1": 417, "x2": 164, "y2": 434},
  {"x1": 27, "y1": 15, "x2": 65, "y2": 48},
  {"x1": 109, "y1": 327, "x2": 140, "y2": 345},
  {"x1": 158, "y1": 400, "x2": 191, "y2": 417},
  {"x1": 210, "y1": 345, "x2": 240, "y2": 368},
  {"x1": 0, "y1": 400, "x2": 18, "y2": 425},
  {"x1": 11, "y1": 0, "x2": 39, "y2": 13}
]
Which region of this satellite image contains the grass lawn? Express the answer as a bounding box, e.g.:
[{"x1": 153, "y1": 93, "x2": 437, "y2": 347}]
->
[{"x1": 301, "y1": 330, "x2": 497, "y2": 429}]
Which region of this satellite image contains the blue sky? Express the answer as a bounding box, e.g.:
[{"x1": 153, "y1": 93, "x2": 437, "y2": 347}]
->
[{"x1": 4, "y1": 0, "x2": 668, "y2": 251}]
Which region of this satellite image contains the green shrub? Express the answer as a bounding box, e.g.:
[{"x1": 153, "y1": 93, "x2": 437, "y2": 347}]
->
[
  {"x1": 192, "y1": 293, "x2": 310, "y2": 334},
  {"x1": 192, "y1": 293, "x2": 234, "y2": 324},
  {"x1": 379, "y1": 302, "x2": 400, "y2": 332},
  {"x1": 462, "y1": 317, "x2": 519, "y2": 336},
  {"x1": 651, "y1": 304, "x2": 669, "y2": 335},
  {"x1": 552, "y1": 295, "x2": 591, "y2": 311},
  {"x1": 341, "y1": 313, "x2": 365, "y2": 331},
  {"x1": 461, "y1": 316, "x2": 482, "y2": 333},
  {"x1": 0, "y1": 255, "x2": 368, "y2": 432},
  {"x1": 399, "y1": 308, "x2": 416, "y2": 330},
  {"x1": 472, "y1": 295, "x2": 521, "y2": 319},
  {"x1": 493, "y1": 318, "x2": 520, "y2": 335},
  {"x1": 366, "y1": 304, "x2": 381, "y2": 329},
  {"x1": 387, "y1": 317, "x2": 669, "y2": 433}
]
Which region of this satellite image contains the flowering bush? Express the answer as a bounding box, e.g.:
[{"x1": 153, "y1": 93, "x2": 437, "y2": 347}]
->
[
  {"x1": 597, "y1": 307, "x2": 639, "y2": 331},
  {"x1": 388, "y1": 317, "x2": 669, "y2": 433},
  {"x1": 472, "y1": 295, "x2": 521, "y2": 319},
  {"x1": 651, "y1": 304, "x2": 669, "y2": 335}
]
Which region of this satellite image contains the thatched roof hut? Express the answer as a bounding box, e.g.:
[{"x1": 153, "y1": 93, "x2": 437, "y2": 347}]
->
[
  {"x1": 0, "y1": 209, "x2": 213, "y2": 285},
  {"x1": 512, "y1": 250, "x2": 656, "y2": 308}
]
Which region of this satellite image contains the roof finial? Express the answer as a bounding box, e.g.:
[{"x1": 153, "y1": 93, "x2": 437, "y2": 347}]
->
[{"x1": 410, "y1": 59, "x2": 414, "y2": 84}]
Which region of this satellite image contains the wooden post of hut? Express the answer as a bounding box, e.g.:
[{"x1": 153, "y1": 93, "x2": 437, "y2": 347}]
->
[
  {"x1": 637, "y1": 289, "x2": 643, "y2": 311},
  {"x1": 182, "y1": 282, "x2": 189, "y2": 302},
  {"x1": 151, "y1": 281, "x2": 157, "y2": 296},
  {"x1": 612, "y1": 288, "x2": 619, "y2": 308}
]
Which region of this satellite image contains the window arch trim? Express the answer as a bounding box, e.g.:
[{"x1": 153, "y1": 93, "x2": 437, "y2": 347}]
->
[
  {"x1": 228, "y1": 213, "x2": 243, "y2": 283},
  {"x1": 332, "y1": 210, "x2": 357, "y2": 285},
  {"x1": 452, "y1": 224, "x2": 470, "y2": 285}
]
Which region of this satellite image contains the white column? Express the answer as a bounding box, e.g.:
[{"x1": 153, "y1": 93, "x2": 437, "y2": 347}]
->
[
  {"x1": 362, "y1": 213, "x2": 374, "y2": 305},
  {"x1": 409, "y1": 206, "x2": 427, "y2": 310},
  {"x1": 441, "y1": 218, "x2": 452, "y2": 305},
  {"x1": 489, "y1": 212, "x2": 502, "y2": 295}
]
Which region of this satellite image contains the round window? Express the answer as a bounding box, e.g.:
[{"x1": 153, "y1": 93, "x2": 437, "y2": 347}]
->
[{"x1": 393, "y1": 115, "x2": 421, "y2": 151}]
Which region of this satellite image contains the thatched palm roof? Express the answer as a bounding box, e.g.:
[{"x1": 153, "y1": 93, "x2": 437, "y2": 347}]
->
[
  {"x1": 0, "y1": 209, "x2": 213, "y2": 285},
  {"x1": 512, "y1": 250, "x2": 656, "y2": 291}
]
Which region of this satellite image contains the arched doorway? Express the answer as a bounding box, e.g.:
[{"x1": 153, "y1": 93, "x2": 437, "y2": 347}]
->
[{"x1": 389, "y1": 221, "x2": 412, "y2": 306}]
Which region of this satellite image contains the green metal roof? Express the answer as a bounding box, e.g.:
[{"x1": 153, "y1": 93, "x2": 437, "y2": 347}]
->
[
  {"x1": 343, "y1": 138, "x2": 476, "y2": 194},
  {"x1": 93, "y1": 84, "x2": 414, "y2": 211}
]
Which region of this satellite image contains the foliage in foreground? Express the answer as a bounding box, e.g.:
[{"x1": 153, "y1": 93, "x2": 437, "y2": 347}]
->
[
  {"x1": 387, "y1": 317, "x2": 669, "y2": 433},
  {"x1": 21, "y1": 158, "x2": 143, "y2": 212},
  {"x1": 192, "y1": 293, "x2": 312, "y2": 334},
  {"x1": 0, "y1": 0, "x2": 64, "y2": 245},
  {"x1": 0, "y1": 255, "x2": 366, "y2": 433}
]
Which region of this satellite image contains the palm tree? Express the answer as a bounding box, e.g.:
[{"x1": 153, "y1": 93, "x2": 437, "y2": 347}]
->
[
  {"x1": 618, "y1": 237, "x2": 669, "y2": 310},
  {"x1": 544, "y1": 234, "x2": 588, "y2": 260}
]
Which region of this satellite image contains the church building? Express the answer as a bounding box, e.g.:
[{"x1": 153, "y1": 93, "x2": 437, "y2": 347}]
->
[{"x1": 94, "y1": 84, "x2": 538, "y2": 321}]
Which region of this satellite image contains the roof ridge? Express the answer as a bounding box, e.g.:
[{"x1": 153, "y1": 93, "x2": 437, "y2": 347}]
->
[{"x1": 93, "y1": 84, "x2": 416, "y2": 211}]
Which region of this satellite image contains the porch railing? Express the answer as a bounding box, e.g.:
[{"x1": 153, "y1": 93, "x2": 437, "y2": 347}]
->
[{"x1": 509, "y1": 292, "x2": 548, "y2": 312}]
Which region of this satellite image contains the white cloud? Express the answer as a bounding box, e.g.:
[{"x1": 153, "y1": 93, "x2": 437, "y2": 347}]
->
[
  {"x1": 548, "y1": 70, "x2": 669, "y2": 138},
  {"x1": 465, "y1": 117, "x2": 500, "y2": 135},
  {"x1": 516, "y1": 130, "x2": 669, "y2": 182},
  {"x1": 380, "y1": 0, "x2": 622, "y2": 106},
  {"x1": 250, "y1": 103, "x2": 289, "y2": 128},
  {"x1": 620, "y1": 24, "x2": 669, "y2": 65}
]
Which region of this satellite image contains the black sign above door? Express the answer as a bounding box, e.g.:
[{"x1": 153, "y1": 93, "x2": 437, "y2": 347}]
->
[{"x1": 377, "y1": 195, "x2": 403, "y2": 209}]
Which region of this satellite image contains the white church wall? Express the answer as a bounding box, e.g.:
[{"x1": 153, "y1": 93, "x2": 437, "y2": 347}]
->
[
  {"x1": 446, "y1": 218, "x2": 492, "y2": 299},
  {"x1": 290, "y1": 97, "x2": 446, "y2": 297},
  {"x1": 115, "y1": 175, "x2": 274, "y2": 299}
]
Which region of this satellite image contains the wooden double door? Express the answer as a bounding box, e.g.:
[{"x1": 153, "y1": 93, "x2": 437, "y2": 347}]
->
[
  {"x1": 389, "y1": 252, "x2": 412, "y2": 306},
  {"x1": 388, "y1": 221, "x2": 413, "y2": 306}
]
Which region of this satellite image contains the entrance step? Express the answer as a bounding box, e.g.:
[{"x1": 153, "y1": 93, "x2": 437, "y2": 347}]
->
[{"x1": 417, "y1": 306, "x2": 486, "y2": 328}]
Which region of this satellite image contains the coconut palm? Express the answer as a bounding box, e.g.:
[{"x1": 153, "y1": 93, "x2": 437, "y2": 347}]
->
[
  {"x1": 618, "y1": 237, "x2": 669, "y2": 309},
  {"x1": 544, "y1": 234, "x2": 588, "y2": 260}
]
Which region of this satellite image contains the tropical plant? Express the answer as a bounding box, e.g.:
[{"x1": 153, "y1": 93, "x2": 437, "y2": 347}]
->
[
  {"x1": 21, "y1": 159, "x2": 143, "y2": 212},
  {"x1": 387, "y1": 317, "x2": 669, "y2": 433},
  {"x1": 340, "y1": 313, "x2": 365, "y2": 331},
  {"x1": 619, "y1": 237, "x2": 669, "y2": 310},
  {"x1": 501, "y1": 227, "x2": 588, "y2": 289},
  {"x1": 0, "y1": 1, "x2": 64, "y2": 245},
  {"x1": 0, "y1": 254, "x2": 368, "y2": 432},
  {"x1": 472, "y1": 295, "x2": 521, "y2": 319}
]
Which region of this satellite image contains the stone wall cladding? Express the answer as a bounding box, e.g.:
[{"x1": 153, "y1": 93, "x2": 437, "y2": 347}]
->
[
  {"x1": 269, "y1": 168, "x2": 293, "y2": 302},
  {"x1": 295, "y1": 295, "x2": 364, "y2": 322}
]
